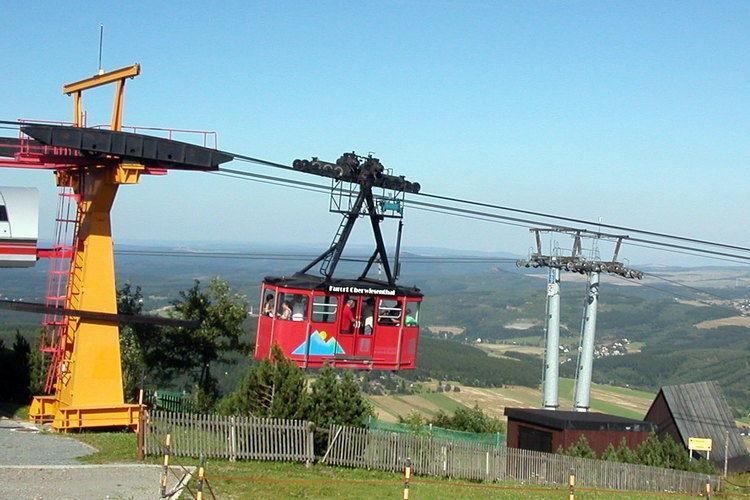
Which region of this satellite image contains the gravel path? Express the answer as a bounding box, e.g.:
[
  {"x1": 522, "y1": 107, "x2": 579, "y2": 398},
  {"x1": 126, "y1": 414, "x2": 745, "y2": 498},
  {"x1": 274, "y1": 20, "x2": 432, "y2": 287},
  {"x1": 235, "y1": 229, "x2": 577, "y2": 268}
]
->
[
  {"x1": 0, "y1": 464, "x2": 170, "y2": 499},
  {"x1": 0, "y1": 417, "x2": 94, "y2": 465},
  {"x1": 0, "y1": 417, "x2": 189, "y2": 498}
]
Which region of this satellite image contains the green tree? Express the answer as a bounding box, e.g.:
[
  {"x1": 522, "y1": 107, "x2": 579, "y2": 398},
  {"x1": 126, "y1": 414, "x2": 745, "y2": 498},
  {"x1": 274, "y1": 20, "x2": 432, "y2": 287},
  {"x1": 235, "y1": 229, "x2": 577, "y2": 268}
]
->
[
  {"x1": 615, "y1": 437, "x2": 638, "y2": 464},
  {"x1": 307, "y1": 364, "x2": 374, "y2": 453},
  {"x1": 28, "y1": 334, "x2": 48, "y2": 396},
  {"x1": 431, "y1": 404, "x2": 505, "y2": 434},
  {"x1": 120, "y1": 325, "x2": 145, "y2": 402},
  {"x1": 169, "y1": 278, "x2": 248, "y2": 395},
  {"x1": 601, "y1": 442, "x2": 618, "y2": 462},
  {"x1": 563, "y1": 435, "x2": 596, "y2": 459},
  {"x1": 307, "y1": 364, "x2": 340, "y2": 429},
  {"x1": 636, "y1": 433, "x2": 665, "y2": 467},
  {"x1": 10, "y1": 333, "x2": 31, "y2": 402},
  {"x1": 117, "y1": 283, "x2": 152, "y2": 396},
  {"x1": 337, "y1": 371, "x2": 373, "y2": 428},
  {"x1": 398, "y1": 410, "x2": 427, "y2": 434},
  {"x1": 218, "y1": 345, "x2": 308, "y2": 419}
]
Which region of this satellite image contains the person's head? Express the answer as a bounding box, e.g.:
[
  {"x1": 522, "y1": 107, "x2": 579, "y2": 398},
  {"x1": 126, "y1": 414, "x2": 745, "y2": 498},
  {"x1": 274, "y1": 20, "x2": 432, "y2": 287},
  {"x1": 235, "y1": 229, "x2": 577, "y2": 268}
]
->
[
  {"x1": 365, "y1": 297, "x2": 374, "y2": 305},
  {"x1": 282, "y1": 301, "x2": 292, "y2": 310},
  {"x1": 265, "y1": 294, "x2": 273, "y2": 301},
  {"x1": 406, "y1": 308, "x2": 412, "y2": 315},
  {"x1": 346, "y1": 298, "x2": 355, "y2": 308}
]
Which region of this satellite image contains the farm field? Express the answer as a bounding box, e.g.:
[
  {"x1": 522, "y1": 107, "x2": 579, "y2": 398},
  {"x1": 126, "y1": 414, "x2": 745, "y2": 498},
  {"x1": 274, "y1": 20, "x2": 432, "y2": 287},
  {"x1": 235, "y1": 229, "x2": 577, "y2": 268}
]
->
[
  {"x1": 695, "y1": 315, "x2": 750, "y2": 329},
  {"x1": 369, "y1": 392, "x2": 463, "y2": 422},
  {"x1": 369, "y1": 378, "x2": 654, "y2": 423},
  {"x1": 479, "y1": 342, "x2": 545, "y2": 357}
]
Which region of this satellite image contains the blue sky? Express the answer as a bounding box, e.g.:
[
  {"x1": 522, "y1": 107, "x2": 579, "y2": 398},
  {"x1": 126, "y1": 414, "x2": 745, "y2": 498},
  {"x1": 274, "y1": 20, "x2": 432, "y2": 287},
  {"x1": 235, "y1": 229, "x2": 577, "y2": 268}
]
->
[{"x1": 1, "y1": 1, "x2": 749, "y2": 265}]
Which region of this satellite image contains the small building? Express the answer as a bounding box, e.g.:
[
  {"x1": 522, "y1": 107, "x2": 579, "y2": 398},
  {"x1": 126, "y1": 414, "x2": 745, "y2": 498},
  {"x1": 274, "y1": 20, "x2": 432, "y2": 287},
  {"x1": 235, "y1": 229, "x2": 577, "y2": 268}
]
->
[
  {"x1": 644, "y1": 381, "x2": 750, "y2": 473},
  {"x1": 505, "y1": 408, "x2": 655, "y2": 455}
]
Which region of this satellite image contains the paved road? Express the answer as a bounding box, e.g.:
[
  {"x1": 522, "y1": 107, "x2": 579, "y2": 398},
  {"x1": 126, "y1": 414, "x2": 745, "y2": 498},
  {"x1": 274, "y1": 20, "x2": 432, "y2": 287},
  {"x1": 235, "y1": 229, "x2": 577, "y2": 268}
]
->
[{"x1": 0, "y1": 417, "x2": 188, "y2": 499}]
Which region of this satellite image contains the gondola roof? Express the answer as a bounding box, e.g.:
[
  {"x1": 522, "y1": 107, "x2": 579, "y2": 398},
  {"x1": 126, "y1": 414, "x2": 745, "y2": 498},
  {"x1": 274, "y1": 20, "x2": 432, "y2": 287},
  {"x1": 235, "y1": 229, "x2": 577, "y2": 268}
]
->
[{"x1": 263, "y1": 273, "x2": 422, "y2": 298}]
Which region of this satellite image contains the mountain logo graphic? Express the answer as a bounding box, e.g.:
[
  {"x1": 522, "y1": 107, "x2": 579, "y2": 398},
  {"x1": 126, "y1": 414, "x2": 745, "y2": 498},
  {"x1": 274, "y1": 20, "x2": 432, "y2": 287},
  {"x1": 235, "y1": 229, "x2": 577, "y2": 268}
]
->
[{"x1": 292, "y1": 330, "x2": 345, "y2": 356}]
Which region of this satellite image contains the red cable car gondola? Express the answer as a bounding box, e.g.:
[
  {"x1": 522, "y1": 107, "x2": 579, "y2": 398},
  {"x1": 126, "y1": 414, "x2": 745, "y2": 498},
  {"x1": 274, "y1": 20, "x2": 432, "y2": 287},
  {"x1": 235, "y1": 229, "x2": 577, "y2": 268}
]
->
[{"x1": 254, "y1": 152, "x2": 423, "y2": 370}]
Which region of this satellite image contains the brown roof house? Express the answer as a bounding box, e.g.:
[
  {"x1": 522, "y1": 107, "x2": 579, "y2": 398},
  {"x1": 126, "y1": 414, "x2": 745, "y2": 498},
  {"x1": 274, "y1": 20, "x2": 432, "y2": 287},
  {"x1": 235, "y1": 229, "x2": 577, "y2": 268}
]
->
[
  {"x1": 505, "y1": 408, "x2": 655, "y2": 455},
  {"x1": 644, "y1": 381, "x2": 750, "y2": 473}
]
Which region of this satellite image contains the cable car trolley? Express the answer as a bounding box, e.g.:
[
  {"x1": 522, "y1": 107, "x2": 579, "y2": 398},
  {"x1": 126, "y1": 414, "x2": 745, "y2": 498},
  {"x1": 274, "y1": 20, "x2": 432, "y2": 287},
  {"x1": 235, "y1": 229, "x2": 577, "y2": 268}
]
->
[
  {"x1": 0, "y1": 186, "x2": 39, "y2": 268},
  {"x1": 254, "y1": 152, "x2": 423, "y2": 370}
]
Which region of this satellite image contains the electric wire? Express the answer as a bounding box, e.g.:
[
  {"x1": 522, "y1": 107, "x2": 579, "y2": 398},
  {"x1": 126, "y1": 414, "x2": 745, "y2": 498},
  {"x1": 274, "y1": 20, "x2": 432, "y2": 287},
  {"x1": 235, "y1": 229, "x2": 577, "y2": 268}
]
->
[
  {"x1": 642, "y1": 272, "x2": 735, "y2": 302},
  {"x1": 114, "y1": 248, "x2": 518, "y2": 264},
  {"x1": 222, "y1": 152, "x2": 750, "y2": 254},
  {"x1": 214, "y1": 165, "x2": 750, "y2": 264},
  {"x1": 609, "y1": 274, "x2": 736, "y2": 312}
]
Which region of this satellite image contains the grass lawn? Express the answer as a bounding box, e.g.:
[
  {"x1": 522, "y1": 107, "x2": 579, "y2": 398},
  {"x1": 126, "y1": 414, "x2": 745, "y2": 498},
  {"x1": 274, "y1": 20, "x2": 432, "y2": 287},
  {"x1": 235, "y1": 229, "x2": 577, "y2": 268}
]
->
[
  {"x1": 65, "y1": 431, "x2": 701, "y2": 499},
  {"x1": 66, "y1": 431, "x2": 140, "y2": 464}
]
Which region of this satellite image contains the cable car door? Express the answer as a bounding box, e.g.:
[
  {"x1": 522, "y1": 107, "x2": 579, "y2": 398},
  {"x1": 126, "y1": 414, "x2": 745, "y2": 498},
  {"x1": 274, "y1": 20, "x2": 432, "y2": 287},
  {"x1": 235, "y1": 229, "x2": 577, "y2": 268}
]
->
[{"x1": 354, "y1": 297, "x2": 375, "y2": 359}]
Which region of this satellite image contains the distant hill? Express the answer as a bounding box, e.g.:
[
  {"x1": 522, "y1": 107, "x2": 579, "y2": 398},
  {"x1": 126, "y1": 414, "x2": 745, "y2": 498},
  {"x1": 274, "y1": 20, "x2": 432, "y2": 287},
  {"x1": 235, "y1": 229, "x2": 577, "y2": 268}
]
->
[{"x1": 402, "y1": 337, "x2": 539, "y2": 388}]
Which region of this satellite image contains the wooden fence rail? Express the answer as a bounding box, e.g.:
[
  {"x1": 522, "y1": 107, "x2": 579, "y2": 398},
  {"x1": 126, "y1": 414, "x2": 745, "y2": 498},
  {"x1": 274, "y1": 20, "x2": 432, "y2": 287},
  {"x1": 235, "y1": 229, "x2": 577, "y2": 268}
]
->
[
  {"x1": 144, "y1": 413, "x2": 720, "y2": 494},
  {"x1": 324, "y1": 425, "x2": 721, "y2": 494},
  {"x1": 145, "y1": 410, "x2": 314, "y2": 463}
]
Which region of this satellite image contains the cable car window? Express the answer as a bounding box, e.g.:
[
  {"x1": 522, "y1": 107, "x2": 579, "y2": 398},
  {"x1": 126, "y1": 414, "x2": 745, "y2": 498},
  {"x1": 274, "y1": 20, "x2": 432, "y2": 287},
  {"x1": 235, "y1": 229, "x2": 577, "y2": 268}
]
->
[
  {"x1": 0, "y1": 206, "x2": 7, "y2": 222},
  {"x1": 261, "y1": 289, "x2": 276, "y2": 317},
  {"x1": 405, "y1": 301, "x2": 420, "y2": 326},
  {"x1": 312, "y1": 295, "x2": 338, "y2": 323},
  {"x1": 378, "y1": 299, "x2": 402, "y2": 326},
  {"x1": 277, "y1": 293, "x2": 308, "y2": 321},
  {"x1": 340, "y1": 296, "x2": 357, "y2": 334}
]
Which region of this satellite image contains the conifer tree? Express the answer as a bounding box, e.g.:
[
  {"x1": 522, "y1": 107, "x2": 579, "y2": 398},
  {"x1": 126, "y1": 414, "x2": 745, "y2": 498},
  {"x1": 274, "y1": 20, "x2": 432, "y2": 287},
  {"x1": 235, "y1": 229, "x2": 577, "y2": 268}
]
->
[
  {"x1": 615, "y1": 437, "x2": 639, "y2": 464},
  {"x1": 307, "y1": 364, "x2": 340, "y2": 429},
  {"x1": 219, "y1": 345, "x2": 308, "y2": 419},
  {"x1": 337, "y1": 370, "x2": 373, "y2": 427}
]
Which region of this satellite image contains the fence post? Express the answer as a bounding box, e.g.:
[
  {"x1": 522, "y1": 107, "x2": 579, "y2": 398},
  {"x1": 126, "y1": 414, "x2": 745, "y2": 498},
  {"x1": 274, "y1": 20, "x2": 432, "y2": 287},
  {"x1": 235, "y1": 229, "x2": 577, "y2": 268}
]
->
[
  {"x1": 568, "y1": 468, "x2": 575, "y2": 500},
  {"x1": 229, "y1": 415, "x2": 237, "y2": 462},
  {"x1": 403, "y1": 457, "x2": 412, "y2": 500},
  {"x1": 306, "y1": 422, "x2": 315, "y2": 467},
  {"x1": 196, "y1": 454, "x2": 205, "y2": 500},
  {"x1": 160, "y1": 433, "x2": 171, "y2": 498},
  {"x1": 136, "y1": 390, "x2": 145, "y2": 461},
  {"x1": 705, "y1": 477, "x2": 712, "y2": 499}
]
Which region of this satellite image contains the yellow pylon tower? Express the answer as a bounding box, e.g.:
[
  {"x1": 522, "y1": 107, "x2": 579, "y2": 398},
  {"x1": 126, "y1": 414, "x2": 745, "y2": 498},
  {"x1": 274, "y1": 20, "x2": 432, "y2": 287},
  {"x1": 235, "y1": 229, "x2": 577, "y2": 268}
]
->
[{"x1": 29, "y1": 65, "x2": 144, "y2": 431}]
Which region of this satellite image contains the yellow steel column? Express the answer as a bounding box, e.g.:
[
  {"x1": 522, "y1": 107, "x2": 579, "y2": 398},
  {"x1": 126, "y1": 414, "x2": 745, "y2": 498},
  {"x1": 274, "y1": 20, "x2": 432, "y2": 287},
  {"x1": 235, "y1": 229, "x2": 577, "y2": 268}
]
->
[{"x1": 30, "y1": 64, "x2": 142, "y2": 431}]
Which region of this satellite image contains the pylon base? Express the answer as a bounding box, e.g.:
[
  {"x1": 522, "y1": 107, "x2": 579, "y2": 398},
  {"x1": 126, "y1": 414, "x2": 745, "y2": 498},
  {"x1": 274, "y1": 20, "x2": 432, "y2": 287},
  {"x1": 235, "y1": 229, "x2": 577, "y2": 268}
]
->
[{"x1": 29, "y1": 396, "x2": 140, "y2": 432}]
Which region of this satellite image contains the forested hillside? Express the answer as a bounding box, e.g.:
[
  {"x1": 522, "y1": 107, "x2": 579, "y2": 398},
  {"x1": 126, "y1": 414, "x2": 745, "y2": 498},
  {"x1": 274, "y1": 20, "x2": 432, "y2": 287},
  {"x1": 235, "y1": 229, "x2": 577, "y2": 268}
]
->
[{"x1": 402, "y1": 337, "x2": 539, "y2": 388}]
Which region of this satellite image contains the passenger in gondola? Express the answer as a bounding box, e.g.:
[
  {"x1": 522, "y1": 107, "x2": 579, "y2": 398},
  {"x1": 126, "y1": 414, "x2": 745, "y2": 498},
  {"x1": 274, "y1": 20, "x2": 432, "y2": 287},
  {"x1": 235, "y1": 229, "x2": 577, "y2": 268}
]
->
[
  {"x1": 362, "y1": 298, "x2": 375, "y2": 335},
  {"x1": 341, "y1": 297, "x2": 357, "y2": 333},
  {"x1": 405, "y1": 307, "x2": 418, "y2": 326},
  {"x1": 388, "y1": 300, "x2": 403, "y2": 325},
  {"x1": 263, "y1": 293, "x2": 274, "y2": 317},
  {"x1": 292, "y1": 296, "x2": 307, "y2": 321},
  {"x1": 279, "y1": 301, "x2": 293, "y2": 320}
]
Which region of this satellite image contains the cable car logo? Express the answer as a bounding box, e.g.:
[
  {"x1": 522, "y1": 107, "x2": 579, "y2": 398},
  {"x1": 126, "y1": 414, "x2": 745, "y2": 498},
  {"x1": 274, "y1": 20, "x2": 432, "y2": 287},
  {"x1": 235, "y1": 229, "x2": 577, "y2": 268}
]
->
[
  {"x1": 327, "y1": 285, "x2": 396, "y2": 296},
  {"x1": 291, "y1": 330, "x2": 346, "y2": 356}
]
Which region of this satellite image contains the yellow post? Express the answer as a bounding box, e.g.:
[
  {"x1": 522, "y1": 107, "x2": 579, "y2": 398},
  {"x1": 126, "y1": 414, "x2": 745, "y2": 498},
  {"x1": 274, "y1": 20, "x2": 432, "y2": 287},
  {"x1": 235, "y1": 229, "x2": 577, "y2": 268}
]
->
[
  {"x1": 196, "y1": 455, "x2": 206, "y2": 500},
  {"x1": 29, "y1": 64, "x2": 143, "y2": 431},
  {"x1": 403, "y1": 457, "x2": 411, "y2": 500},
  {"x1": 161, "y1": 433, "x2": 171, "y2": 497},
  {"x1": 568, "y1": 470, "x2": 575, "y2": 500}
]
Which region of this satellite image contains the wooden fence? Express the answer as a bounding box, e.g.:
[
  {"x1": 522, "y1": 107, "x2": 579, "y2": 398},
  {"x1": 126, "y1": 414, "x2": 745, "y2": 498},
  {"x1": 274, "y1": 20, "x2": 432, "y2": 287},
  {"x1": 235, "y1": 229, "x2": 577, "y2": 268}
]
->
[
  {"x1": 145, "y1": 410, "x2": 314, "y2": 463},
  {"x1": 323, "y1": 425, "x2": 722, "y2": 494},
  {"x1": 144, "y1": 413, "x2": 720, "y2": 494}
]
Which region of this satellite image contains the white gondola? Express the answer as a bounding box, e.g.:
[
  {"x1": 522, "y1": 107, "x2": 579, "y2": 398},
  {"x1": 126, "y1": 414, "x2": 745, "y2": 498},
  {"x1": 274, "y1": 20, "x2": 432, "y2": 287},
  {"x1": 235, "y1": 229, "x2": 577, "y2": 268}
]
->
[{"x1": 0, "y1": 186, "x2": 39, "y2": 268}]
